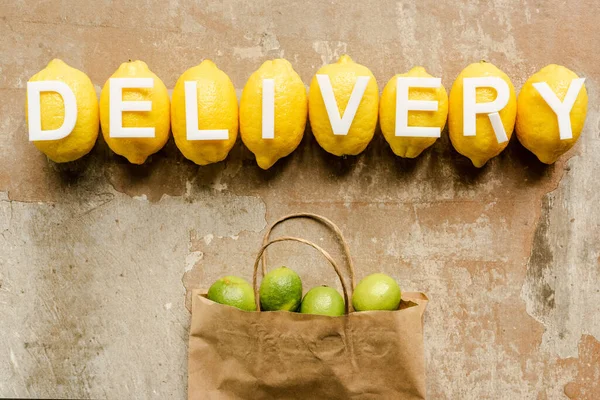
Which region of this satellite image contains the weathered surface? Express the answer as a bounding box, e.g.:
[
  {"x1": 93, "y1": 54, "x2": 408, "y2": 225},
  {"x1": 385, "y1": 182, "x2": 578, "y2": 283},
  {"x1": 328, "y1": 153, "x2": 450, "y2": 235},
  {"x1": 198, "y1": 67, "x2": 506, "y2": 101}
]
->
[{"x1": 1, "y1": 1, "x2": 599, "y2": 398}]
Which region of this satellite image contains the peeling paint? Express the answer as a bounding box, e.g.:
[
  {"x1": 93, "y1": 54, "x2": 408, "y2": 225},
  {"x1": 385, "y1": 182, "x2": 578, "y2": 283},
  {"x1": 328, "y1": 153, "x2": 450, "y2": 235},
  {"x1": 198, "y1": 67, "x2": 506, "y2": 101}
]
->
[
  {"x1": 1, "y1": 1, "x2": 600, "y2": 398},
  {"x1": 233, "y1": 46, "x2": 264, "y2": 60},
  {"x1": 203, "y1": 234, "x2": 213, "y2": 245},
  {"x1": 312, "y1": 40, "x2": 348, "y2": 66},
  {"x1": 562, "y1": 335, "x2": 600, "y2": 399},
  {"x1": 185, "y1": 251, "x2": 203, "y2": 272}
]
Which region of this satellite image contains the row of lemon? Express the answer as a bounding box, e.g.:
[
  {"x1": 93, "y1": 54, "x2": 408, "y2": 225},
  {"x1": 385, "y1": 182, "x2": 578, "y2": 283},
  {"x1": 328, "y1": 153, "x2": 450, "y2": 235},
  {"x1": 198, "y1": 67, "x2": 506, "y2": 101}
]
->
[{"x1": 27, "y1": 56, "x2": 587, "y2": 168}]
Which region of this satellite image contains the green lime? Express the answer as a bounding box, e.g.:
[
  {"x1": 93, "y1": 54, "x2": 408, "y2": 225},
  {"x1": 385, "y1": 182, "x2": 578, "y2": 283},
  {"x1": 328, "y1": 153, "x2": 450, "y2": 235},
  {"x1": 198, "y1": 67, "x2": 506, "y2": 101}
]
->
[
  {"x1": 352, "y1": 273, "x2": 402, "y2": 311},
  {"x1": 207, "y1": 276, "x2": 257, "y2": 311},
  {"x1": 300, "y1": 286, "x2": 345, "y2": 316},
  {"x1": 259, "y1": 267, "x2": 302, "y2": 311}
]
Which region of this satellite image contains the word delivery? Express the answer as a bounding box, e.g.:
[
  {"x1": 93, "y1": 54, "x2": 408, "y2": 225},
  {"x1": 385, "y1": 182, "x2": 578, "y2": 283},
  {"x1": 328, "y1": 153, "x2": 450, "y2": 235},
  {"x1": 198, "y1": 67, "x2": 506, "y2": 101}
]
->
[{"x1": 26, "y1": 56, "x2": 588, "y2": 168}]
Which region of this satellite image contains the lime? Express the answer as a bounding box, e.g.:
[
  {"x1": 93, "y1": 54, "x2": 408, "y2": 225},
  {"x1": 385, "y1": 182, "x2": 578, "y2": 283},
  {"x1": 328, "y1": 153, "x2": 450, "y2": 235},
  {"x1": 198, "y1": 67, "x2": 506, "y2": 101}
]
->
[
  {"x1": 300, "y1": 286, "x2": 345, "y2": 316},
  {"x1": 352, "y1": 273, "x2": 402, "y2": 311},
  {"x1": 207, "y1": 276, "x2": 257, "y2": 311},
  {"x1": 259, "y1": 267, "x2": 303, "y2": 311}
]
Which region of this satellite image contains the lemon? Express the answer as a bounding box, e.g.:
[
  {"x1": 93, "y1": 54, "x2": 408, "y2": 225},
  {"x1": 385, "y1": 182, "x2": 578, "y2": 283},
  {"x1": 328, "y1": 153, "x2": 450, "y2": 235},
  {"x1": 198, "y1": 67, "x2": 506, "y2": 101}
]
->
[
  {"x1": 300, "y1": 286, "x2": 345, "y2": 316},
  {"x1": 352, "y1": 273, "x2": 402, "y2": 312},
  {"x1": 259, "y1": 267, "x2": 303, "y2": 312},
  {"x1": 25, "y1": 59, "x2": 99, "y2": 163},
  {"x1": 379, "y1": 66, "x2": 448, "y2": 158},
  {"x1": 171, "y1": 60, "x2": 238, "y2": 166},
  {"x1": 309, "y1": 55, "x2": 379, "y2": 156},
  {"x1": 100, "y1": 60, "x2": 170, "y2": 164},
  {"x1": 448, "y1": 61, "x2": 517, "y2": 167},
  {"x1": 516, "y1": 65, "x2": 588, "y2": 164},
  {"x1": 207, "y1": 276, "x2": 257, "y2": 312},
  {"x1": 240, "y1": 59, "x2": 307, "y2": 169}
]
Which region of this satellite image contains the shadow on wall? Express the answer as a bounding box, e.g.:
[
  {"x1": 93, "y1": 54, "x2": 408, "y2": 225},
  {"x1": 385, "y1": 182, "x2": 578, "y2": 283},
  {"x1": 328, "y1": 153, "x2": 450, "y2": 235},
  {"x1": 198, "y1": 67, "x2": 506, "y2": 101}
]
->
[{"x1": 45, "y1": 121, "x2": 557, "y2": 204}]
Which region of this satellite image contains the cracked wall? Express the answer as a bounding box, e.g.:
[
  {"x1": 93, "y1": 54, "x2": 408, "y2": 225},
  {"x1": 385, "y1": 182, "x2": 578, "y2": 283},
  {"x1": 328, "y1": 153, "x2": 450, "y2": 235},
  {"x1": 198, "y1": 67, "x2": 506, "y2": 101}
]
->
[{"x1": 1, "y1": 1, "x2": 599, "y2": 399}]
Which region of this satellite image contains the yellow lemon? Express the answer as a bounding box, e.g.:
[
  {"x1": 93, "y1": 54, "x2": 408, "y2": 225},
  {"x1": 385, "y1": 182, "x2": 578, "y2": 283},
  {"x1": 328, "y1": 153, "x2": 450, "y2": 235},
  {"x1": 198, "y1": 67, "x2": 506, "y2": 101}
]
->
[
  {"x1": 171, "y1": 60, "x2": 238, "y2": 165},
  {"x1": 100, "y1": 60, "x2": 170, "y2": 164},
  {"x1": 308, "y1": 55, "x2": 379, "y2": 156},
  {"x1": 379, "y1": 66, "x2": 448, "y2": 158},
  {"x1": 240, "y1": 59, "x2": 307, "y2": 169},
  {"x1": 25, "y1": 59, "x2": 99, "y2": 163},
  {"x1": 516, "y1": 65, "x2": 587, "y2": 164},
  {"x1": 448, "y1": 61, "x2": 517, "y2": 167}
]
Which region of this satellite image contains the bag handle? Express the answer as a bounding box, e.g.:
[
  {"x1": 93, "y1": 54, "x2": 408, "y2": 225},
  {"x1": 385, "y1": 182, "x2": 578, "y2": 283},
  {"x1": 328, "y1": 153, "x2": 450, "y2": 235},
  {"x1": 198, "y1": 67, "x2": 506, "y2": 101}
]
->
[
  {"x1": 252, "y1": 237, "x2": 350, "y2": 314},
  {"x1": 261, "y1": 213, "x2": 356, "y2": 290}
]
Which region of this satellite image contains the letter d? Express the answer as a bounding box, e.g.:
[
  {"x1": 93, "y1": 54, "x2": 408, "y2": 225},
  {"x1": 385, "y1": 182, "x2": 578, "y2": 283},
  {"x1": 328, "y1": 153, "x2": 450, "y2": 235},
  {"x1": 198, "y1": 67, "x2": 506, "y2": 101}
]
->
[{"x1": 27, "y1": 81, "x2": 78, "y2": 141}]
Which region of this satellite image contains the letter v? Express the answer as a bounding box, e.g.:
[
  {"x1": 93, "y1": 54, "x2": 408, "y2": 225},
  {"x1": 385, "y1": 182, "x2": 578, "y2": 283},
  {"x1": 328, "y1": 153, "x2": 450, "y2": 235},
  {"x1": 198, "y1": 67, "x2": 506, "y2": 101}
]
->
[{"x1": 316, "y1": 74, "x2": 370, "y2": 135}]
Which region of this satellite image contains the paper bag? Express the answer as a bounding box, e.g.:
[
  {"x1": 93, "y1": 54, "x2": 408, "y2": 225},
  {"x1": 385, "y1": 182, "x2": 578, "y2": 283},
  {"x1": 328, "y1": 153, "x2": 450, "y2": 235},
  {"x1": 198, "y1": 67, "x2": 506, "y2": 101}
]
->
[{"x1": 188, "y1": 213, "x2": 428, "y2": 399}]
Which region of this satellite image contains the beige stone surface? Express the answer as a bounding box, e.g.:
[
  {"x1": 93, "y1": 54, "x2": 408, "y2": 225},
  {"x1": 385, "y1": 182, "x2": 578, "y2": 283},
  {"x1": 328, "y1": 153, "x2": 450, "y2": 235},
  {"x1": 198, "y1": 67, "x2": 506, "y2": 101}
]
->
[{"x1": 1, "y1": 1, "x2": 599, "y2": 398}]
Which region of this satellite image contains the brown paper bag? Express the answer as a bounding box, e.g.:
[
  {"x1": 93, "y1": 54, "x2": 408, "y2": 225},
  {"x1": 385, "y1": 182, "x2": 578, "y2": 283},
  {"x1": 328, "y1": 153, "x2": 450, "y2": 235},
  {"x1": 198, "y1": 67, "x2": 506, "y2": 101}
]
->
[{"x1": 188, "y1": 213, "x2": 428, "y2": 400}]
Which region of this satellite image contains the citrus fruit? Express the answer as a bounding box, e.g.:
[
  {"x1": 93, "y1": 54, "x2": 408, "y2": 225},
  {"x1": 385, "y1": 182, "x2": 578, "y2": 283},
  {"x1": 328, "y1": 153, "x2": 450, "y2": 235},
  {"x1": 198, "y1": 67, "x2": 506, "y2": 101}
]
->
[
  {"x1": 309, "y1": 55, "x2": 379, "y2": 156},
  {"x1": 171, "y1": 60, "x2": 238, "y2": 166},
  {"x1": 300, "y1": 286, "x2": 345, "y2": 316},
  {"x1": 25, "y1": 59, "x2": 99, "y2": 163},
  {"x1": 448, "y1": 61, "x2": 517, "y2": 167},
  {"x1": 100, "y1": 60, "x2": 170, "y2": 164},
  {"x1": 207, "y1": 276, "x2": 256, "y2": 312},
  {"x1": 379, "y1": 66, "x2": 448, "y2": 158},
  {"x1": 352, "y1": 273, "x2": 402, "y2": 311},
  {"x1": 259, "y1": 266, "x2": 303, "y2": 311},
  {"x1": 516, "y1": 64, "x2": 588, "y2": 164},
  {"x1": 240, "y1": 59, "x2": 307, "y2": 169}
]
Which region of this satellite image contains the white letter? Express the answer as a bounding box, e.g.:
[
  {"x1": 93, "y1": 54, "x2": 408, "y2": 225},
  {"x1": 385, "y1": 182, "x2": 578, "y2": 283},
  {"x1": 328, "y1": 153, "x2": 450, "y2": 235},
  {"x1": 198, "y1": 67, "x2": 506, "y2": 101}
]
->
[
  {"x1": 184, "y1": 81, "x2": 229, "y2": 140},
  {"x1": 533, "y1": 78, "x2": 585, "y2": 140},
  {"x1": 463, "y1": 77, "x2": 510, "y2": 143},
  {"x1": 27, "y1": 81, "x2": 77, "y2": 141},
  {"x1": 316, "y1": 74, "x2": 370, "y2": 135},
  {"x1": 261, "y1": 79, "x2": 275, "y2": 139},
  {"x1": 396, "y1": 77, "x2": 442, "y2": 138},
  {"x1": 109, "y1": 78, "x2": 154, "y2": 138}
]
